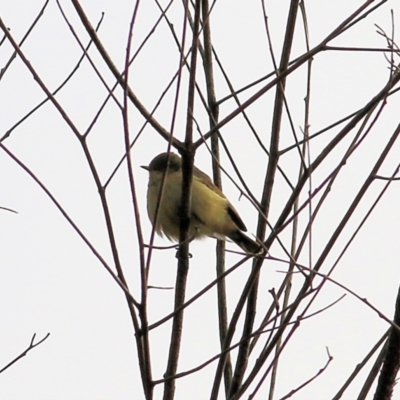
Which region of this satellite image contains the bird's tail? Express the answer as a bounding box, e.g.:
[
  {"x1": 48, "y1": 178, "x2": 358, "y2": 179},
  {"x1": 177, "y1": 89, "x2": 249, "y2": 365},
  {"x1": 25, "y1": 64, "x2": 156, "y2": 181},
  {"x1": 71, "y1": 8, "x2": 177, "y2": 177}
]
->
[{"x1": 229, "y1": 230, "x2": 264, "y2": 255}]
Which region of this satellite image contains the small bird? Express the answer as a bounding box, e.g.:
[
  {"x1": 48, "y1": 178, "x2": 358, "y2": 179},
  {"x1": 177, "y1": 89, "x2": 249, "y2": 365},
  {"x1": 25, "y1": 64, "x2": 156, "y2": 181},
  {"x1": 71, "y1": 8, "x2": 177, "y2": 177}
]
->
[{"x1": 142, "y1": 152, "x2": 261, "y2": 254}]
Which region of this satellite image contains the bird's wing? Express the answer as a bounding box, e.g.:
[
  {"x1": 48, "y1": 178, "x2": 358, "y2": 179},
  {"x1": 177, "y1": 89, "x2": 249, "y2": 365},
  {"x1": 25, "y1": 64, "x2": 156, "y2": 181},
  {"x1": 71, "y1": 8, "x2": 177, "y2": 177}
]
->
[
  {"x1": 193, "y1": 166, "x2": 226, "y2": 197},
  {"x1": 227, "y1": 204, "x2": 247, "y2": 232},
  {"x1": 193, "y1": 166, "x2": 247, "y2": 232}
]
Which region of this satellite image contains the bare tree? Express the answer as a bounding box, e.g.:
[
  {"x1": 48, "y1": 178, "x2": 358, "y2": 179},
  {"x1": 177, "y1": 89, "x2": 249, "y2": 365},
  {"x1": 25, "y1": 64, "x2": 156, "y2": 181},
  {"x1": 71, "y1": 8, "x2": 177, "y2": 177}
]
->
[{"x1": 1, "y1": 0, "x2": 400, "y2": 399}]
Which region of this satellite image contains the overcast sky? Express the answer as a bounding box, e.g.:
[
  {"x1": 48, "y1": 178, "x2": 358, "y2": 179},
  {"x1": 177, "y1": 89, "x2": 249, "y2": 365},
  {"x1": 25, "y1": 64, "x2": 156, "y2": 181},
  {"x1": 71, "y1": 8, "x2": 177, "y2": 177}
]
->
[{"x1": 1, "y1": 1, "x2": 400, "y2": 399}]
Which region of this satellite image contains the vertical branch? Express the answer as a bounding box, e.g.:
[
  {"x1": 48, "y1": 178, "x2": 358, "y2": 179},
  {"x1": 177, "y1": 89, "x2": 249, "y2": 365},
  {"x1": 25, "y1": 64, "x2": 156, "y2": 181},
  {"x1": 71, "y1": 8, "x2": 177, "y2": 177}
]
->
[
  {"x1": 269, "y1": 2, "x2": 313, "y2": 398},
  {"x1": 229, "y1": 1, "x2": 301, "y2": 397},
  {"x1": 163, "y1": 1, "x2": 201, "y2": 399},
  {"x1": 373, "y1": 285, "x2": 400, "y2": 400},
  {"x1": 121, "y1": 3, "x2": 154, "y2": 399},
  {"x1": 201, "y1": 0, "x2": 233, "y2": 394}
]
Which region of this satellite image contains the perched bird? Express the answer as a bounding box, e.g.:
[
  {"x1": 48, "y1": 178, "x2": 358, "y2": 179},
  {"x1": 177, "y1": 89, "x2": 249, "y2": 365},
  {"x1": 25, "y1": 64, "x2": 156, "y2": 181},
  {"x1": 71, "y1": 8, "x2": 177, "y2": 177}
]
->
[{"x1": 142, "y1": 152, "x2": 261, "y2": 254}]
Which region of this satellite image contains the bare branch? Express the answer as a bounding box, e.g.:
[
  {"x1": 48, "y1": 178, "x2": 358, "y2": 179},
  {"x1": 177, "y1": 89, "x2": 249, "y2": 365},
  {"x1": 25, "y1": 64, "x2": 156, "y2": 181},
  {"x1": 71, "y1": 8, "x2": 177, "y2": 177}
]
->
[{"x1": 0, "y1": 333, "x2": 50, "y2": 374}]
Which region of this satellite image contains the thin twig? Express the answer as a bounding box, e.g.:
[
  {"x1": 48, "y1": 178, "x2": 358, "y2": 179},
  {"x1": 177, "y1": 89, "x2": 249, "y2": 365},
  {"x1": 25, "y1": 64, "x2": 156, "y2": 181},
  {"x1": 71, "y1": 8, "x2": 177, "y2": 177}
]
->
[
  {"x1": 162, "y1": 1, "x2": 201, "y2": 398},
  {"x1": 70, "y1": 0, "x2": 179, "y2": 148},
  {"x1": 121, "y1": 4, "x2": 153, "y2": 399},
  {"x1": 0, "y1": 0, "x2": 49, "y2": 81},
  {"x1": 0, "y1": 333, "x2": 50, "y2": 374}
]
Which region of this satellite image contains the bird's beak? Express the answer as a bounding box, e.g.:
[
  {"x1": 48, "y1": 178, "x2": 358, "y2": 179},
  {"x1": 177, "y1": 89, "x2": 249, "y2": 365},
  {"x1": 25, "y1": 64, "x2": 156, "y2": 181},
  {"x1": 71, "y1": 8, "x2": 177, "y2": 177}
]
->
[{"x1": 141, "y1": 165, "x2": 150, "y2": 171}]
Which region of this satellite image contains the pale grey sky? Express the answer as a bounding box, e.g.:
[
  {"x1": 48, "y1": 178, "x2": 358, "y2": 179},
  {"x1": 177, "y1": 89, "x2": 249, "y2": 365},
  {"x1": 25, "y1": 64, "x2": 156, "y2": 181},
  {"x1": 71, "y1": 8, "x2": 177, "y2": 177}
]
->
[{"x1": 1, "y1": 1, "x2": 400, "y2": 399}]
